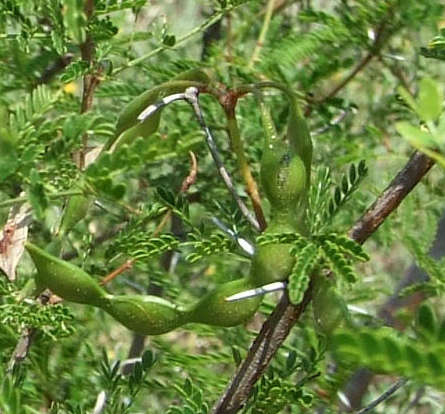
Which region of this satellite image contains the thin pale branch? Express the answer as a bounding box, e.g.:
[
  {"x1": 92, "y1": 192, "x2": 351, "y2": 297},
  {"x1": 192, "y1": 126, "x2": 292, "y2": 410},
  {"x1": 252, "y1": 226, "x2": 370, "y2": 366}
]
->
[
  {"x1": 212, "y1": 150, "x2": 435, "y2": 413},
  {"x1": 356, "y1": 378, "x2": 407, "y2": 414},
  {"x1": 248, "y1": 0, "x2": 276, "y2": 69},
  {"x1": 100, "y1": 259, "x2": 134, "y2": 285},
  {"x1": 113, "y1": 8, "x2": 235, "y2": 75},
  {"x1": 314, "y1": 13, "x2": 392, "y2": 105},
  {"x1": 0, "y1": 190, "x2": 83, "y2": 209}
]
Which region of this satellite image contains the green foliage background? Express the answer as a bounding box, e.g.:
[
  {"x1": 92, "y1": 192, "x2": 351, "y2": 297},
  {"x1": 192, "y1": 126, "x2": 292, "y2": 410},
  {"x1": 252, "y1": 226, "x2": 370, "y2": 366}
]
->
[{"x1": 1, "y1": 0, "x2": 445, "y2": 412}]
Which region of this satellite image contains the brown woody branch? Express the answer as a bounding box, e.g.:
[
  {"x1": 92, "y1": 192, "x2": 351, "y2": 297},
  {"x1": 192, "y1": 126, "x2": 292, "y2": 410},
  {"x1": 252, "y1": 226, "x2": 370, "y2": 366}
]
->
[{"x1": 211, "y1": 150, "x2": 435, "y2": 413}]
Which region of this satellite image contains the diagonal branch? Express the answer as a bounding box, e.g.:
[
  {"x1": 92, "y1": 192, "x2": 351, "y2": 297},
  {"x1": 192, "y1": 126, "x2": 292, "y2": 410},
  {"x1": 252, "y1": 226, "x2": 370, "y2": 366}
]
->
[{"x1": 211, "y1": 150, "x2": 435, "y2": 413}]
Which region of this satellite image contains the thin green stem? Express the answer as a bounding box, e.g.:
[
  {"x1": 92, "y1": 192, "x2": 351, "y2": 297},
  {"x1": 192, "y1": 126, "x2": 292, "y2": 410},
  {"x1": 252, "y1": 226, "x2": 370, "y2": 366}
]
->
[
  {"x1": 0, "y1": 33, "x2": 50, "y2": 39},
  {"x1": 236, "y1": 81, "x2": 305, "y2": 105},
  {"x1": 226, "y1": 115, "x2": 266, "y2": 230},
  {"x1": 248, "y1": 0, "x2": 276, "y2": 69},
  {"x1": 0, "y1": 191, "x2": 83, "y2": 209},
  {"x1": 113, "y1": 9, "x2": 230, "y2": 75}
]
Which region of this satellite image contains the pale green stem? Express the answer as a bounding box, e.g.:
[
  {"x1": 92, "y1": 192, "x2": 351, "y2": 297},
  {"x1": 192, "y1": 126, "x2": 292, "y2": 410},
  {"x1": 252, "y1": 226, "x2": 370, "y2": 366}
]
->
[
  {"x1": 113, "y1": 8, "x2": 233, "y2": 75},
  {"x1": 226, "y1": 115, "x2": 266, "y2": 230},
  {"x1": 0, "y1": 190, "x2": 83, "y2": 209},
  {"x1": 248, "y1": 0, "x2": 276, "y2": 69}
]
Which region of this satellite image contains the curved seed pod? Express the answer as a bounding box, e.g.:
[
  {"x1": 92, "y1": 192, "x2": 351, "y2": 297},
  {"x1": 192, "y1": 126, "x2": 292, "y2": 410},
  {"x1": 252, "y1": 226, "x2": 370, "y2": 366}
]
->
[
  {"x1": 286, "y1": 94, "x2": 312, "y2": 185},
  {"x1": 22, "y1": 85, "x2": 315, "y2": 337},
  {"x1": 103, "y1": 295, "x2": 186, "y2": 335},
  {"x1": 187, "y1": 279, "x2": 262, "y2": 327},
  {"x1": 257, "y1": 94, "x2": 310, "y2": 224},
  {"x1": 107, "y1": 69, "x2": 212, "y2": 152},
  {"x1": 249, "y1": 94, "x2": 313, "y2": 287},
  {"x1": 312, "y1": 275, "x2": 349, "y2": 335},
  {"x1": 260, "y1": 143, "x2": 307, "y2": 214},
  {"x1": 26, "y1": 242, "x2": 107, "y2": 306}
]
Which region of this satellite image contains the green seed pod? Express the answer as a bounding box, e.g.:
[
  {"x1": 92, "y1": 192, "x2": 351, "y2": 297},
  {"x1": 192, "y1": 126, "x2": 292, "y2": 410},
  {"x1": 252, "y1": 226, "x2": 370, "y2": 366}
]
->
[
  {"x1": 286, "y1": 95, "x2": 312, "y2": 186},
  {"x1": 250, "y1": 244, "x2": 295, "y2": 286},
  {"x1": 21, "y1": 84, "x2": 316, "y2": 337},
  {"x1": 257, "y1": 93, "x2": 311, "y2": 230},
  {"x1": 260, "y1": 143, "x2": 307, "y2": 214},
  {"x1": 103, "y1": 295, "x2": 186, "y2": 335},
  {"x1": 187, "y1": 279, "x2": 262, "y2": 327},
  {"x1": 312, "y1": 275, "x2": 349, "y2": 335},
  {"x1": 106, "y1": 69, "x2": 212, "y2": 152},
  {"x1": 25, "y1": 242, "x2": 107, "y2": 307}
]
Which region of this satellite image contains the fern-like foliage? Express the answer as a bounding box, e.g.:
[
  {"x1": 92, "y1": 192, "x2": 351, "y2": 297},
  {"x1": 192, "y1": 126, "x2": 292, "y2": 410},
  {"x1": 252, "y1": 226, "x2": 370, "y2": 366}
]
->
[
  {"x1": 247, "y1": 373, "x2": 314, "y2": 414},
  {"x1": 288, "y1": 243, "x2": 319, "y2": 304},
  {"x1": 0, "y1": 302, "x2": 75, "y2": 340},
  {"x1": 166, "y1": 378, "x2": 209, "y2": 414},
  {"x1": 9, "y1": 85, "x2": 61, "y2": 138},
  {"x1": 332, "y1": 305, "x2": 445, "y2": 390},
  {"x1": 421, "y1": 28, "x2": 445, "y2": 61},
  {"x1": 261, "y1": 1, "x2": 391, "y2": 77},
  {"x1": 109, "y1": 232, "x2": 180, "y2": 262},
  {"x1": 185, "y1": 232, "x2": 236, "y2": 263},
  {"x1": 308, "y1": 161, "x2": 368, "y2": 234},
  {"x1": 315, "y1": 234, "x2": 369, "y2": 262},
  {"x1": 307, "y1": 166, "x2": 332, "y2": 234},
  {"x1": 95, "y1": 0, "x2": 147, "y2": 15},
  {"x1": 324, "y1": 160, "x2": 368, "y2": 226},
  {"x1": 399, "y1": 234, "x2": 445, "y2": 298}
]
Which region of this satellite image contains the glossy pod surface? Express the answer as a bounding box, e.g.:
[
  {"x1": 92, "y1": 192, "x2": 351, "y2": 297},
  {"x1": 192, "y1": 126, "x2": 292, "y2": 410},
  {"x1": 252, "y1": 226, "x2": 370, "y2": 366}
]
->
[
  {"x1": 26, "y1": 243, "x2": 107, "y2": 307},
  {"x1": 250, "y1": 92, "x2": 313, "y2": 286},
  {"x1": 108, "y1": 69, "x2": 211, "y2": 152},
  {"x1": 312, "y1": 276, "x2": 349, "y2": 335},
  {"x1": 187, "y1": 279, "x2": 262, "y2": 327},
  {"x1": 103, "y1": 295, "x2": 187, "y2": 335},
  {"x1": 25, "y1": 242, "x2": 263, "y2": 333}
]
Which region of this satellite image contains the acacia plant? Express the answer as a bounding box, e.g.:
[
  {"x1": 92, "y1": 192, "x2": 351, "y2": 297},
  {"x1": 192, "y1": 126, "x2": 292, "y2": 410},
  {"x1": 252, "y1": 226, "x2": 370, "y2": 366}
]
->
[{"x1": 1, "y1": 1, "x2": 445, "y2": 413}]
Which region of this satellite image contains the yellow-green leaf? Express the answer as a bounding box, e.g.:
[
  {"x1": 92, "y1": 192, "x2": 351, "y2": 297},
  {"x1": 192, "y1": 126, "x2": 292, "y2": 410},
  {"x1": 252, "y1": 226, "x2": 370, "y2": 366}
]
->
[
  {"x1": 418, "y1": 78, "x2": 443, "y2": 122},
  {"x1": 396, "y1": 121, "x2": 436, "y2": 148}
]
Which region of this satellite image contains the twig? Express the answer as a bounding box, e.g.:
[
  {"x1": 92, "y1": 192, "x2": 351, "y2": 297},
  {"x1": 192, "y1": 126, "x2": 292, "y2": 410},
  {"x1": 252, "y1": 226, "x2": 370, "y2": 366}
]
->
[
  {"x1": 312, "y1": 109, "x2": 350, "y2": 136},
  {"x1": 183, "y1": 87, "x2": 261, "y2": 231},
  {"x1": 225, "y1": 113, "x2": 267, "y2": 230},
  {"x1": 401, "y1": 386, "x2": 425, "y2": 414},
  {"x1": 0, "y1": 190, "x2": 83, "y2": 209},
  {"x1": 248, "y1": 0, "x2": 276, "y2": 69},
  {"x1": 113, "y1": 8, "x2": 234, "y2": 75},
  {"x1": 100, "y1": 259, "x2": 134, "y2": 286},
  {"x1": 211, "y1": 150, "x2": 435, "y2": 413},
  {"x1": 356, "y1": 378, "x2": 408, "y2": 414},
  {"x1": 180, "y1": 151, "x2": 198, "y2": 193},
  {"x1": 210, "y1": 216, "x2": 254, "y2": 256},
  {"x1": 152, "y1": 151, "x2": 199, "y2": 236},
  {"x1": 314, "y1": 16, "x2": 391, "y2": 105}
]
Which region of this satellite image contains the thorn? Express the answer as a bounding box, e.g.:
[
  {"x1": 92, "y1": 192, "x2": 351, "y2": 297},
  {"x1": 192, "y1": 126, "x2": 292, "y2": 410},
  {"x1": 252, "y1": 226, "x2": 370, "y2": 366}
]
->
[{"x1": 225, "y1": 281, "x2": 286, "y2": 302}]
